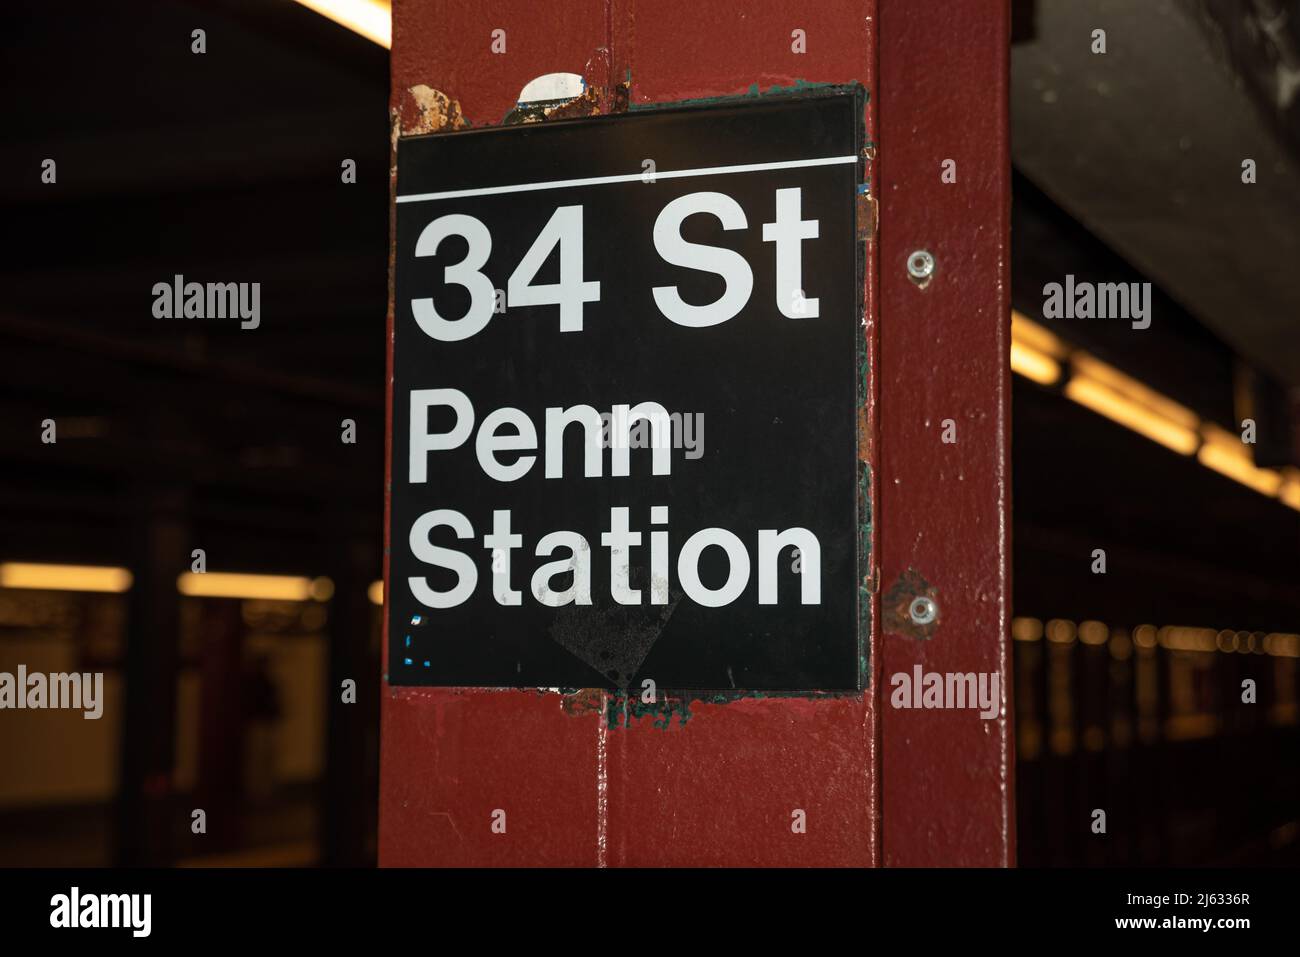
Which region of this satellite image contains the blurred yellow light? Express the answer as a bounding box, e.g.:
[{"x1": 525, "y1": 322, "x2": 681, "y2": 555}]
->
[
  {"x1": 0, "y1": 562, "x2": 133, "y2": 593},
  {"x1": 177, "y1": 572, "x2": 331, "y2": 602},
  {"x1": 1013, "y1": 321, "x2": 1297, "y2": 510},
  {"x1": 1028, "y1": 619, "x2": 1300, "y2": 658},
  {"x1": 1011, "y1": 616, "x2": 1043, "y2": 642},
  {"x1": 1281, "y1": 483, "x2": 1300, "y2": 510},
  {"x1": 1159, "y1": 625, "x2": 1216, "y2": 652},
  {"x1": 1063, "y1": 375, "x2": 1200, "y2": 455},
  {"x1": 1071, "y1": 353, "x2": 1200, "y2": 430},
  {"x1": 1046, "y1": 618, "x2": 1077, "y2": 644},
  {"x1": 1010, "y1": 340, "x2": 1061, "y2": 385},
  {"x1": 1277, "y1": 468, "x2": 1300, "y2": 511},
  {"x1": 1264, "y1": 634, "x2": 1300, "y2": 658},
  {"x1": 1196, "y1": 426, "x2": 1283, "y2": 496},
  {"x1": 1078, "y1": 620, "x2": 1109, "y2": 645},
  {"x1": 293, "y1": 0, "x2": 390, "y2": 48},
  {"x1": 368, "y1": 580, "x2": 384, "y2": 606},
  {"x1": 1010, "y1": 311, "x2": 1069, "y2": 358}
]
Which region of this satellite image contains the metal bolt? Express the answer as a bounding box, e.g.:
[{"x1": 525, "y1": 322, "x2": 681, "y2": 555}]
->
[
  {"x1": 908, "y1": 596, "x2": 937, "y2": 626},
  {"x1": 906, "y1": 249, "x2": 935, "y2": 284}
]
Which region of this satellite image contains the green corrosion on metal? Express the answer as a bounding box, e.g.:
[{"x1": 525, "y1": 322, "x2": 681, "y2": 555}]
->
[
  {"x1": 745, "y1": 79, "x2": 861, "y2": 99},
  {"x1": 857, "y1": 461, "x2": 873, "y2": 688},
  {"x1": 603, "y1": 689, "x2": 850, "y2": 729},
  {"x1": 605, "y1": 693, "x2": 695, "y2": 730},
  {"x1": 629, "y1": 79, "x2": 867, "y2": 111},
  {"x1": 855, "y1": 164, "x2": 873, "y2": 690}
]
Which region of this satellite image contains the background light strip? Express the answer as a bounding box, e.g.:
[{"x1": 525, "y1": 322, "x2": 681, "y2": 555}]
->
[
  {"x1": 1011, "y1": 340, "x2": 1062, "y2": 385},
  {"x1": 1062, "y1": 375, "x2": 1200, "y2": 455},
  {"x1": 177, "y1": 572, "x2": 333, "y2": 602},
  {"x1": 1198, "y1": 441, "x2": 1284, "y2": 496},
  {"x1": 0, "y1": 562, "x2": 133, "y2": 593},
  {"x1": 1011, "y1": 312, "x2": 1298, "y2": 509},
  {"x1": 293, "y1": 0, "x2": 391, "y2": 49}
]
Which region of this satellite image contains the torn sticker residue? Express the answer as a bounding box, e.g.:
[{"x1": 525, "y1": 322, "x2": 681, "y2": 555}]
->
[
  {"x1": 517, "y1": 72, "x2": 586, "y2": 105},
  {"x1": 504, "y1": 69, "x2": 630, "y2": 125},
  {"x1": 399, "y1": 84, "x2": 467, "y2": 136}
]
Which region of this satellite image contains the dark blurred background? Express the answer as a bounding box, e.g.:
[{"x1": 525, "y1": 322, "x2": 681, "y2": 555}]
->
[
  {"x1": 0, "y1": 0, "x2": 1298, "y2": 866},
  {"x1": 0, "y1": 0, "x2": 387, "y2": 866},
  {"x1": 1009, "y1": 0, "x2": 1300, "y2": 865}
]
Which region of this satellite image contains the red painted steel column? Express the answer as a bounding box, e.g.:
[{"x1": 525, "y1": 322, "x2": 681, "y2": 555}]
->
[
  {"x1": 877, "y1": 1, "x2": 1015, "y2": 865},
  {"x1": 382, "y1": 0, "x2": 615, "y2": 868},
  {"x1": 381, "y1": 0, "x2": 1010, "y2": 866}
]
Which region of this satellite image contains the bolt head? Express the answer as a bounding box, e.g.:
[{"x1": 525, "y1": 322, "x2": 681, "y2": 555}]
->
[
  {"x1": 908, "y1": 596, "x2": 937, "y2": 625},
  {"x1": 907, "y1": 249, "x2": 935, "y2": 283}
]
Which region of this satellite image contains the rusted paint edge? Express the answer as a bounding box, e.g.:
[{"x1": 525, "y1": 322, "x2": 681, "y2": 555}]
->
[
  {"x1": 504, "y1": 77, "x2": 631, "y2": 125},
  {"x1": 396, "y1": 84, "x2": 468, "y2": 139},
  {"x1": 881, "y1": 567, "x2": 940, "y2": 640},
  {"x1": 559, "y1": 687, "x2": 860, "y2": 730},
  {"x1": 627, "y1": 78, "x2": 868, "y2": 111}
]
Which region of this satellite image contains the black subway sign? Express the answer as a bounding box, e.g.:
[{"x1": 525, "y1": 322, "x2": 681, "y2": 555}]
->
[{"x1": 389, "y1": 92, "x2": 864, "y2": 691}]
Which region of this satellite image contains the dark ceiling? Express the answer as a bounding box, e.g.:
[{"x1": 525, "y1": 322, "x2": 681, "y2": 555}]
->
[
  {"x1": 1012, "y1": 0, "x2": 1300, "y2": 388},
  {"x1": 1, "y1": 0, "x2": 390, "y2": 569}
]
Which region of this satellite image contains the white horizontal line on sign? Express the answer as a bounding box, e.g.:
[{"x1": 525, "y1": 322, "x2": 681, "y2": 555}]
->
[{"x1": 395, "y1": 155, "x2": 860, "y2": 204}]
